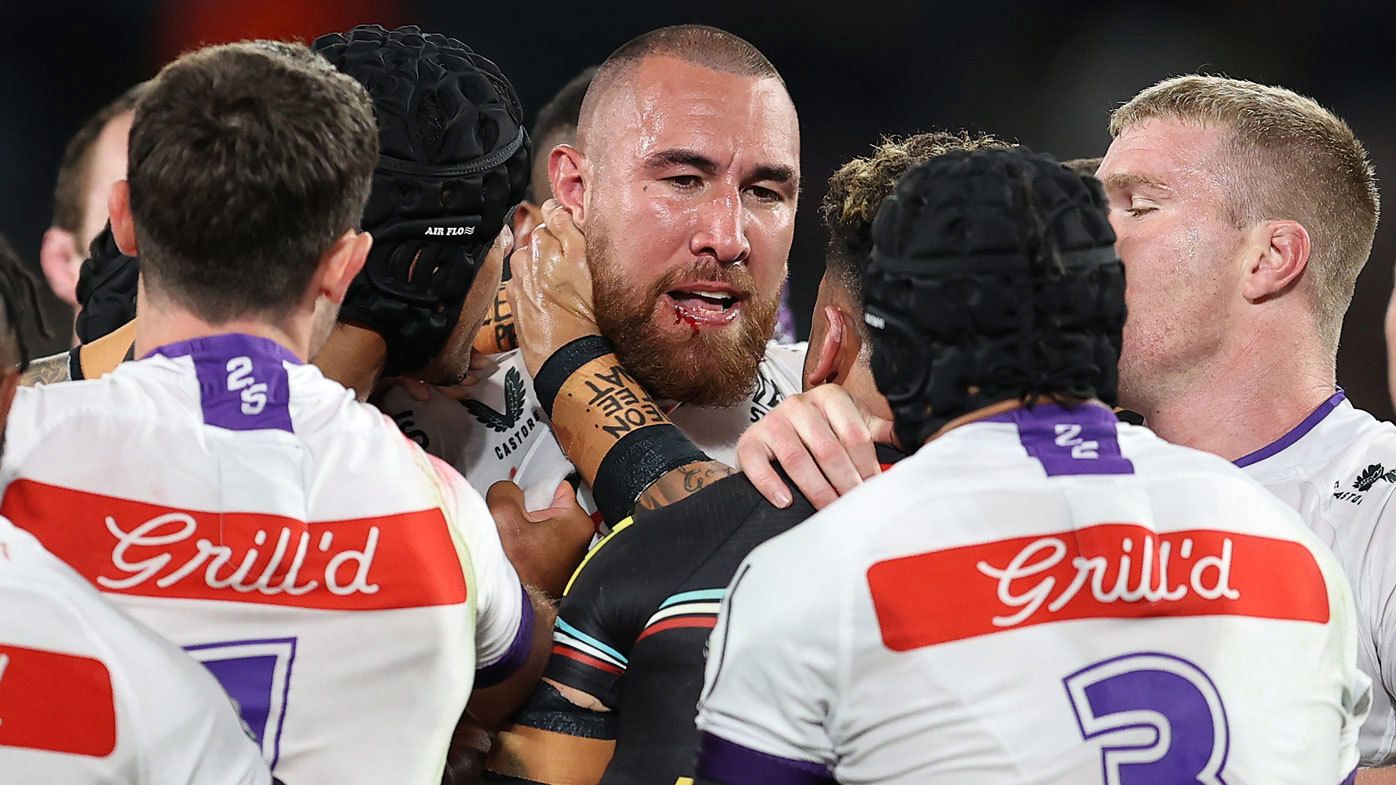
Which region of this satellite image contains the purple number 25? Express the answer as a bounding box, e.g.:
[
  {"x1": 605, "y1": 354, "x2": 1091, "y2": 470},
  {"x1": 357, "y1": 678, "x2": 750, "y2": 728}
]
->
[{"x1": 1064, "y1": 652, "x2": 1230, "y2": 785}]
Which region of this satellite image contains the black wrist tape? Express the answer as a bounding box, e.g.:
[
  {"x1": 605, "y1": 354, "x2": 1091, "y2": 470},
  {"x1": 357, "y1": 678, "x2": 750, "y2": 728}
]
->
[
  {"x1": 535, "y1": 335, "x2": 615, "y2": 418},
  {"x1": 592, "y1": 425, "x2": 708, "y2": 524}
]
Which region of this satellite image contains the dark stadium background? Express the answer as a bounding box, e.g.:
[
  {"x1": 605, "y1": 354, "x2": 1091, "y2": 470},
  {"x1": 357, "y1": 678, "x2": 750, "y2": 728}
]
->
[{"x1": 4, "y1": 0, "x2": 1394, "y2": 417}]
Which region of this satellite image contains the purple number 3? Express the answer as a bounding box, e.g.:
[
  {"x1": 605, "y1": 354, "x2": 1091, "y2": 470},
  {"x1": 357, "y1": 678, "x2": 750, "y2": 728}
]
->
[{"x1": 1064, "y1": 652, "x2": 1230, "y2": 785}]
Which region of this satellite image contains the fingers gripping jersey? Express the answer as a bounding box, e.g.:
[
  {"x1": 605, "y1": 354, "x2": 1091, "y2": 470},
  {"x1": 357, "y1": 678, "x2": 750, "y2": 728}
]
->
[
  {"x1": 1237, "y1": 390, "x2": 1396, "y2": 765},
  {"x1": 380, "y1": 343, "x2": 806, "y2": 511},
  {"x1": 696, "y1": 404, "x2": 1367, "y2": 785},
  {"x1": 0, "y1": 334, "x2": 530, "y2": 785},
  {"x1": 0, "y1": 517, "x2": 270, "y2": 785}
]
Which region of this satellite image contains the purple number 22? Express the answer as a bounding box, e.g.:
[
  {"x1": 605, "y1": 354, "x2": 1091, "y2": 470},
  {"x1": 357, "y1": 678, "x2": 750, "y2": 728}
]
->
[{"x1": 1064, "y1": 652, "x2": 1230, "y2": 785}]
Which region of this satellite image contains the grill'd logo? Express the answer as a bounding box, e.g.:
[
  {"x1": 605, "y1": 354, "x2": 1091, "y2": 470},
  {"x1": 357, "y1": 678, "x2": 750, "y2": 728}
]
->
[{"x1": 1, "y1": 480, "x2": 468, "y2": 611}]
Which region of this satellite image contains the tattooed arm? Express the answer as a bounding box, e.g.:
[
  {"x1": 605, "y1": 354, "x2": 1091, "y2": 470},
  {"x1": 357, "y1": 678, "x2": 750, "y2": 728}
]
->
[
  {"x1": 20, "y1": 350, "x2": 73, "y2": 386},
  {"x1": 633, "y1": 460, "x2": 736, "y2": 512}
]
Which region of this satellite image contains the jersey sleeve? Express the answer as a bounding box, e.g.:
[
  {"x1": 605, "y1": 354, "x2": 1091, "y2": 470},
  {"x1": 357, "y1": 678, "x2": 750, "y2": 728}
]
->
[
  {"x1": 543, "y1": 517, "x2": 647, "y2": 709},
  {"x1": 695, "y1": 532, "x2": 841, "y2": 784},
  {"x1": 426, "y1": 453, "x2": 531, "y2": 687}
]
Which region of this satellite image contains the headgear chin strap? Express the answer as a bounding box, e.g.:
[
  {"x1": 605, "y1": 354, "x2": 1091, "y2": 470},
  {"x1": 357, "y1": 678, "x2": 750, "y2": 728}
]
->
[
  {"x1": 863, "y1": 147, "x2": 1127, "y2": 449},
  {"x1": 314, "y1": 25, "x2": 531, "y2": 376}
]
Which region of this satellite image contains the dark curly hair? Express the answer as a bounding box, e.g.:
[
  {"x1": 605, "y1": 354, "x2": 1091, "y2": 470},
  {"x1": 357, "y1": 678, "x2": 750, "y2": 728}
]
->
[{"x1": 822, "y1": 131, "x2": 1011, "y2": 312}]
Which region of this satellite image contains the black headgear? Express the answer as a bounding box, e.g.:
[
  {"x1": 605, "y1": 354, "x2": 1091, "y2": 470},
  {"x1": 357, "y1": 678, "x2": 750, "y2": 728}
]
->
[
  {"x1": 74, "y1": 223, "x2": 139, "y2": 344},
  {"x1": 863, "y1": 147, "x2": 1126, "y2": 449},
  {"x1": 313, "y1": 25, "x2": 531, "y2": 375}
]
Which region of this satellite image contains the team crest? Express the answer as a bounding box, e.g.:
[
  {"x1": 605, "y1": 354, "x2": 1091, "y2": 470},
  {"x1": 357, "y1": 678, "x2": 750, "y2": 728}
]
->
[
  {"x1": 464, "y1": 367, "x2": 526, "y2": 433},
  {"x1": 1333, "y1": 462, "x2": 1396, "y2": 503}
]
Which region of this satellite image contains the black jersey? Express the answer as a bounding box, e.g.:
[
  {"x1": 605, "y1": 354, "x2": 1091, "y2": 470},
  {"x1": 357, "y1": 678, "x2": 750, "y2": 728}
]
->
[{"x1": 535, "y1": 445, "x2": 904, "y2": 785}]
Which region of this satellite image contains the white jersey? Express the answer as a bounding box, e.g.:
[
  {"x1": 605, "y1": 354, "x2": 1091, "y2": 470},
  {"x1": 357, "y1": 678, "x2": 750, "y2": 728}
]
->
[
  {"x1": 697, "y1": 403, "x2": 1367, "y2": 785},
  {"x1": 1237, "y1": 390, "x2": 1396, "y2": 765},
  {"x1": 381, "y1": 342, "x2": 806, "y2": 511},
  {"x1": 0, "y1": 516, "x2": 270, "y2": 785},
  {"x1": 0, "y1": 334, "x2": 530, "y2": 785}
]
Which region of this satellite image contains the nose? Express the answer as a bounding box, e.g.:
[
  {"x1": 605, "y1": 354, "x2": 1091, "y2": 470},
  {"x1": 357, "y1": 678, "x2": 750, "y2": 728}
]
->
[{"x1": 690, "y1": 187, "x2": 751, "y2": 266}]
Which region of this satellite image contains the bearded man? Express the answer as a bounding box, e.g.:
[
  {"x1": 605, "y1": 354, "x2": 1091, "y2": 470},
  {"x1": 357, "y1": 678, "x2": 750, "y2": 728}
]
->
[{"x1": 380, "y1": 24, "x2": 812, "y2": 521}]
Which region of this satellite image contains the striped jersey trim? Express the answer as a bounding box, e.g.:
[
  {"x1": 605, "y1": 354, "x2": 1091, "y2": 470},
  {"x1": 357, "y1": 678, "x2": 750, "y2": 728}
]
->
[
  {"x1": 637, "y1": 589, "x2": 726, "y2": 642},
  {"x1": 659, "y1": 588, "x2": 725, "y2": 609},
  {"x1": 553, "y1": 617, "x2": 628, "y2": 671},
  {"x1": 551, "y1": 644, "x2": 623, "y2": 675},
  {"x1": 646, "y1": 601, "x2": 723, "y2": 628}
]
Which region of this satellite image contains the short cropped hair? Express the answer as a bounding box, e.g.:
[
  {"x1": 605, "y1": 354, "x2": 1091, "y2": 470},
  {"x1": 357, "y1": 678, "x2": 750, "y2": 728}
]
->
[
  {"x1": 578, "y1": 25, "x2": 782, "y2": 150},
  {"x1": 128, "y1": 41, "x2": 377, "y2": 323},
  {"x1": 530, "y1": 66, "x2": 597, "y2": 198},
  {"x1": 1111, "y1": 75, "x2": 1380, "y2": 350},
  {"x1": 822, "y1": 131, "x2": 1012, "y2": 308},
  {"x1": 52, "y1": 82, "x2": 148, "y2": 235}
]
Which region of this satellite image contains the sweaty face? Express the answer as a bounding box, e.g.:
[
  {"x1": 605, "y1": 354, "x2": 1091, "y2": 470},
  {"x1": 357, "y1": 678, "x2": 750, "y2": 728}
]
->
[
  {"x1": 581, "y1": 58, "x2": 799, "y2": 406},
  {"x1": 420, "y1": 226, "x2": 512, "y2": 385},
  {"x1": 1096, "y1": 118, "x2": 1247, "y2": 414}
]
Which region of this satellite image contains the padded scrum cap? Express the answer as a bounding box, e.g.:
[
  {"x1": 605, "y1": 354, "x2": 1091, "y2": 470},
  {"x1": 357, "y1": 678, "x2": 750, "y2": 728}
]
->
[
  {"x1": 313, "y1": 25, "x2": 531, "y2": 375},
  {"x1": 863, "y1": 147, "x2": 1126, "y2": 448}
]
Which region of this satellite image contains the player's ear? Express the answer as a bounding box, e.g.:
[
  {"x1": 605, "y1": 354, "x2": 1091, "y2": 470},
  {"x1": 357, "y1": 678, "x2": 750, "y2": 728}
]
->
[
  {"x1": 512, "y1": 201, "x2": 542, "y2": 254},
  {"x1": 39, "y1": 228, "x2": 81, "y2": 306},
  {"x1": 106, "y1": 180, "x2": 139, "y2": 257},
  {"x1": 317, "y1": 230, "x2": 372, "y2": 306},
  {"x1": 549, "y1": 145, "x2": 589, "y2": 227},
  {"x1": 806, "y1": 306, "x2": 848, "y2": 387},
  {"x1": 1242, "y1": 219, "x2": 1310, "y2": 302}
]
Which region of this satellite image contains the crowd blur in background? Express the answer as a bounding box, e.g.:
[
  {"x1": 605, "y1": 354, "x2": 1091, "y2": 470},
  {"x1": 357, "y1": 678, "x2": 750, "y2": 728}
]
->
[{"x1": 6, "y1": 0, "x2": 1394, "y2": 417}]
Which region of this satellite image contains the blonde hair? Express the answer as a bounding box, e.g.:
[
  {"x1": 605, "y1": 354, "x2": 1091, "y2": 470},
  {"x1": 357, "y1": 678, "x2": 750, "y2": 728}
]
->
[{"x1": 1110, "y1": 75, "x2": 1379, "y2": 351}]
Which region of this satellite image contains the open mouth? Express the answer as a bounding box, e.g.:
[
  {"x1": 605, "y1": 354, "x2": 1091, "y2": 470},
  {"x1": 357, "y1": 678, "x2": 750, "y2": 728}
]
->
[{"x1": 666, "y1": 285, "x2": 744, "y2": 326}]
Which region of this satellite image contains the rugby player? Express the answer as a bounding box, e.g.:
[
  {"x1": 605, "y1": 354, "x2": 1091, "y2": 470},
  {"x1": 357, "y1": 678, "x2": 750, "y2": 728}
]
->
[
  {"x1": 23, "y1": 86, "x2": 145, "y2": 383},
  {"x1": 392, "y1": 25, "x2": 809, "y2": 522},
  {"x1": 697, "y1": 146, "x2": 1368, "y2": 785},
  {"x1": 746, "y1": 87, "x2": 1396, "y2": 774},
  {"x1": 39, "y1": 84, "x2": 143, "y2": 319},
  {"x1": 483, "y1": 131, "x2": 1005, "y2": 785},
  {"x1": 1094, "y1": 76, "x2": 1396, "y2": 779},
  {"x1": 0, "y1": 40, "x2": 551, "y2": 785},
  {"x1": 0, "y1": 234, "x2": 272, "y2": 783}
]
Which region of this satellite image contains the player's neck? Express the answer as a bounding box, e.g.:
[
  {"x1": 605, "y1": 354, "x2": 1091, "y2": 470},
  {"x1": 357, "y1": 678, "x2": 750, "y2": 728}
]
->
[
  {"x1": 310, "y1": 323, "x2": 388, "y2": 401},
  {"x1": 1140, "y1": 343, "x2": 1335, "y2": 464},
  {"x1": 926, "y1": 396, "x2": 1104, "y2": 443},
  {"x1": 134, "y1": 293, "x2": 311, "y2": 362}
]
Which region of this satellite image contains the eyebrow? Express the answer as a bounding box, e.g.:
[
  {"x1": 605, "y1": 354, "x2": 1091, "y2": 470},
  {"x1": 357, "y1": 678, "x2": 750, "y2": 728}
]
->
[
  {"x1": 644, "y1": 148, "x2": 798, "y2": 187},
  {"x1": 644, "y1": 149, "x2": 718, "y2": 175},
  {"x1": 1101, "y1": 172, "x2": 1173, "y2": 193},
  {"x1": 751, "y1": 164, "x2": 797, "y2": 186}
]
